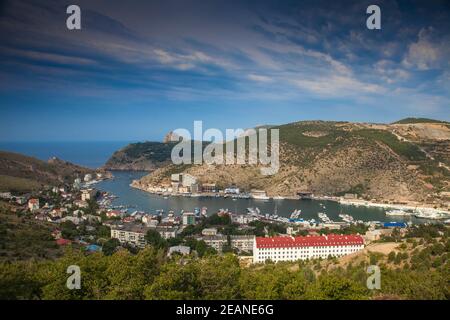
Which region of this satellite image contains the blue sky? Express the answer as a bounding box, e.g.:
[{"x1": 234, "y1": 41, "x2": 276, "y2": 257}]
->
[{"x1": 0, "y1": 0, "x2": 449, "y2": 141}]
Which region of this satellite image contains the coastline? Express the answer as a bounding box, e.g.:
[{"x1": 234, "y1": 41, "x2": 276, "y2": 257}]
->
[{"x1": 130, "y1": 179, "x2": 450, "y2": 217}]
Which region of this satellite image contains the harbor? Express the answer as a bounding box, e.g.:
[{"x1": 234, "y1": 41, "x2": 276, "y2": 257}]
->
[{"x1": 95, "y1": 171, "x2": 447, "y2": 225}]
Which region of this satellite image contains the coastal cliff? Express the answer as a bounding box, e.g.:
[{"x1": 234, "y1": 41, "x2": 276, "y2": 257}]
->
[{"x1": 103, "y1": 141, "x2": 175, "y2": 171}]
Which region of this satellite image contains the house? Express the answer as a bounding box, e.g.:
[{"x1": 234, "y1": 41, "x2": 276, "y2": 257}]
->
[
  {"x1": 106, "y1": 210, "x2": 122, "y2": 218},
  {"x1": 81, "y1": 189, "x2": 97, "y2": 201},
  {"x1": 74, "y1": 200, "x2": 89, "y2": 208},
  {"x1": 56, "y1": 238, "x2": 72, "y2": 246},
  {"x1": 168, "y1": 245, "x2": 191, "y2": 257},
  {"x1": 364, "y1": 230, "x2": 383, "y2": 242},
  {"x1": 82, "y1": 214, "x2": 101, "y2": 223},
  {"x1": 60, "y1": 216, "x2": 82, "y2": 225},
  {"x1": 202, "y1": 228, "x2": 218, "y2": 236},
  {"x1": 28, "y1": 198, "x2": 40, "y2": 212}
]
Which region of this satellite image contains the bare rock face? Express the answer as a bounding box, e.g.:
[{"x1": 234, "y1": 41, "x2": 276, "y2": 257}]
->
[{"x1": 163, "y1": 131, "x2": 180, "y2": 143}]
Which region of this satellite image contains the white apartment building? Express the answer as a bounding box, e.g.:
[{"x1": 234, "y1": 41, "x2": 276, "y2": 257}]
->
[
  {"x1": 111, "y1": 224, "x2": 149, "y2": 248},
  {"x1": 230, "y1": 235, "x2": 255, "y2": 253},
  {"x1": 253, "y1": 234, "x2": 364, "y2": 264}
]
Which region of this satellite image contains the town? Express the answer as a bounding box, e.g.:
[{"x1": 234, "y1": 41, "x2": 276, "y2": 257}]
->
[{"x1": 0, "y1": 172, "x2": 428, "y2": 265}]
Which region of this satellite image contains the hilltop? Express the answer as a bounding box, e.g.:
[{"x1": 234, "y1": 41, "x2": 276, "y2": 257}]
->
[
  {"x1": 0, "y1": 151, "x2": 96, "y2": 192},
  {"x1": 103, "y1": 141, "x2": 175, "y2": 171},
  {"x1": 108, "y1": 119, "x2": 450, "y2": 204}
]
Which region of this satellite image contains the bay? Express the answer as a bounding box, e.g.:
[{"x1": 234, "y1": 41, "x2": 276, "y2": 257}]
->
[{"x1": 96, "y1": 171, "x2": 423, "y2": 223}]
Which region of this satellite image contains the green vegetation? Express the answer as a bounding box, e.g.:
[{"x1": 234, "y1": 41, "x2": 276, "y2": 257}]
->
[
  {"x1": 0, "y1": 151, "x2": 94, "y2": 193},
  {"x1": 354, "y1": 129, "x2": 426, "y2": 161},
  {"x1": 0, "y1": 209, "x2": 62, "y2": 262},
  {"x1": 2, "y1": 233, "x2": 448, "y2": 300},
  {"x1": 393, "y1": 118, "x2": 448, "y2": 125},
  {"x1": 122, "y1": 142, "x2": 175, "y2": 162},
  {"x1": 0, "y1": 175, "x2": 42, "y2": 193}
]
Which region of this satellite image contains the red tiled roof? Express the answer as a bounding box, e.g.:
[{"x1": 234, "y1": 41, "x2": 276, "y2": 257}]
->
[
  {"x1": 56, "y1": 238, "x2": 72, "y2": 246},
  {"x1": 256, "y1": 234, "x2": 364, "y2": 248}
]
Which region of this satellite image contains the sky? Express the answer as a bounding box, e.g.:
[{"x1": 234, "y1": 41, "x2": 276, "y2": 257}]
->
[{"x1": 0, "y1": 0, "x2": 449, "y2": 142}]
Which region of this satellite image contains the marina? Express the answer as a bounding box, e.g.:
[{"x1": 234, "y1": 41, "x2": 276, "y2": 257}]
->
[{"x1": 95, "y1": 171, "x2": 446, "y2": 225}]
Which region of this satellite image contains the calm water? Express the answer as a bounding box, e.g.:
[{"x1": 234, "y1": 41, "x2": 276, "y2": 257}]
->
[
  {"x1": 0, "y1": 141, "x2": 131, "y2": 168},
  {"x1": 96, "y1": 171, "x2": 423, "y2": 223}
]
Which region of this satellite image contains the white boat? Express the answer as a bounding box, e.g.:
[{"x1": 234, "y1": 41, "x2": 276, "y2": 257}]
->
[
  {"x1": 290, "y1": 209, "x2": 302, "y2": 219},
  {"x1": 273, "y1": 196, "x2": 285, "y2": 200},
  {"x1": 386, "y1": 209, "x2": 411, "y2": 216},
  {"x1": 252, "y1": 194, "x2": 271, "y2": 200},
  {"x1": 414, "y1": 209, "x2": 447, "y2": 220}
]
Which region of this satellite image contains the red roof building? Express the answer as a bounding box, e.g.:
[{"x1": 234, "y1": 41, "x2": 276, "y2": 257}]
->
[{"x1": 253, "y1": 234, "x2": 364, "y2": 263}]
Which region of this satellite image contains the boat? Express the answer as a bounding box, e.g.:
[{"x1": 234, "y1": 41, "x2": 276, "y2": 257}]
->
[
  {"x1": 252, "y1": 195, "x2": 270, "y2": 201},
  {"x1": 386, "y1": 209, "x2": 411, "y2": 216},
  {"x1": 273, "y1": 196, "x2": 285, "y2": 200},
  {"x1": 414, "y1": 209, "x2": 447, "y2": 220},
  {"x1": 290, "y1": 209, "x2": 301, "y2": 219}
]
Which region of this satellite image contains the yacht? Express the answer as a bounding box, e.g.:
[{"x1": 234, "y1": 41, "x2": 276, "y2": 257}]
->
[{"x1": 386, "y1": 209, "x2": 411, "y2": 216}]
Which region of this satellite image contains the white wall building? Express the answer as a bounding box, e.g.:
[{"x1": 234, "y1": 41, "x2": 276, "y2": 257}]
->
[
  {"x1": 253, "y1": 234, "x2": 364, "y2": 264},
  {"x1": 230, "y1": 235, "x2": 255, "y2": 253},
  {"x1": 111, "y1": 224, "x2": 149, "y2": 248}
]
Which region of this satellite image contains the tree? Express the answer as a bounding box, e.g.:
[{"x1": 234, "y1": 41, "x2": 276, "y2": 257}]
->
[
  {"x1": 145, "y1": 229, "x2": 167, "y2": 249},
  {"x1": 102, "y1": 238, "x2": 120, "y2": 256}
]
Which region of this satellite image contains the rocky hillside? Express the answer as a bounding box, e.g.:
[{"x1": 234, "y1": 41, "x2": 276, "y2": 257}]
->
[
  {"x1": 0, "y1": 151, "x2": 96, "y2": 192},
  {"x1": 132, "y1": 119, "x2": 450, "y2": 204},
  {"x1": 103, "y1": 142, "x2": 175, "y2": 171}
]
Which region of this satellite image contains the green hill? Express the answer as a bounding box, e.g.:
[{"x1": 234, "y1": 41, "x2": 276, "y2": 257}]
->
[
  {"x1": 0, "y1": 151, "x2": 95, "y2": 192},
  {"x1": 132, "y1": 119, "x2": 449, "y2": 203},
  {"x1": 393, "y1": 117, "x2": 449, "y2": 125}
]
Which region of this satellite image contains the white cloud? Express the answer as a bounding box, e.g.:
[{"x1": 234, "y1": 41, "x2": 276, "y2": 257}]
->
[
  {"x1": 402, "y1": 27, "x2": 448, "y2": 70},
  {"x1": 248, "y1": 74, "x2": 272, "y2": 82}
]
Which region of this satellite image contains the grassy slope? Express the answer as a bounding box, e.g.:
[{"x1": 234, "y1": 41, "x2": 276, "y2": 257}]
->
[{"x1": 0, "y1": 150, "x2": 93, "y2": 192}]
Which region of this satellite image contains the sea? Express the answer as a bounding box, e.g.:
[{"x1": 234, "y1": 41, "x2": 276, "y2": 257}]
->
[
  {"x1": 0, "y1": 141, "x2": 130, "y2": 169},
  {"x1": 0, "y1": 141, "x2": 426, "y2": 223}
]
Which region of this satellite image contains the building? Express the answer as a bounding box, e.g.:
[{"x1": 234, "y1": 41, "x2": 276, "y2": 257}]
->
[
  {"x1": 110, "y1": 224, "x2": 149, "y2": 248},
  {"x1": 201, "y1": 183, "x2": 216, "y2": 193},
  {"x1": 182, "y1": 174, "x2": 197, "y2": 188},
  {"x1": 171, "y1": 174, "x2": 182, "y2": 182},
  {"x1": 383, "y1": 222, "x2": 408, "y2": 228},
  {"x1": 106, "y1": 210, "x2": 122, "y2": 218},
  {"x1": 230, "y1": 235, "x2": 255, "y2": 253},
  {"x1": 182, "y1": 212, "x2": 196, "y2": 225},
  {"x1": 232, "y1": 214, "x2": 257, "y2": 225},
  {"x1": 156, "y1": 226, "x2": 178, "y2": 239},
  {"x1": 81, "y1": 189, "x2": 97, "y2": 201},
  {"x1": 201, "y1": 235, "x2": 228, "y2": 252},
  {"x1": 224, "y1": 186, "x2": 240, "y2": 194},
  {"x1": 84, "y1": 174, "x2": 93, "y2": 182},
  {"x1": 28, "y1": 198, "x2": 40, "y2": 212},
  {"x1": 250, "y1": 189, "x2": 269, "y2": 200},
  {"x1": 253, "y1": 234, "x2": 365, "y2": 264},
  {"x1": 202, "y1": 228, "x2": 218, "y2": 236},
  {"x1": 168, "y1": 245, "x2": 191, "y2": 257},
  {"x1": 74, "y1": 200, "x2": 89, "y2": 208}
]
